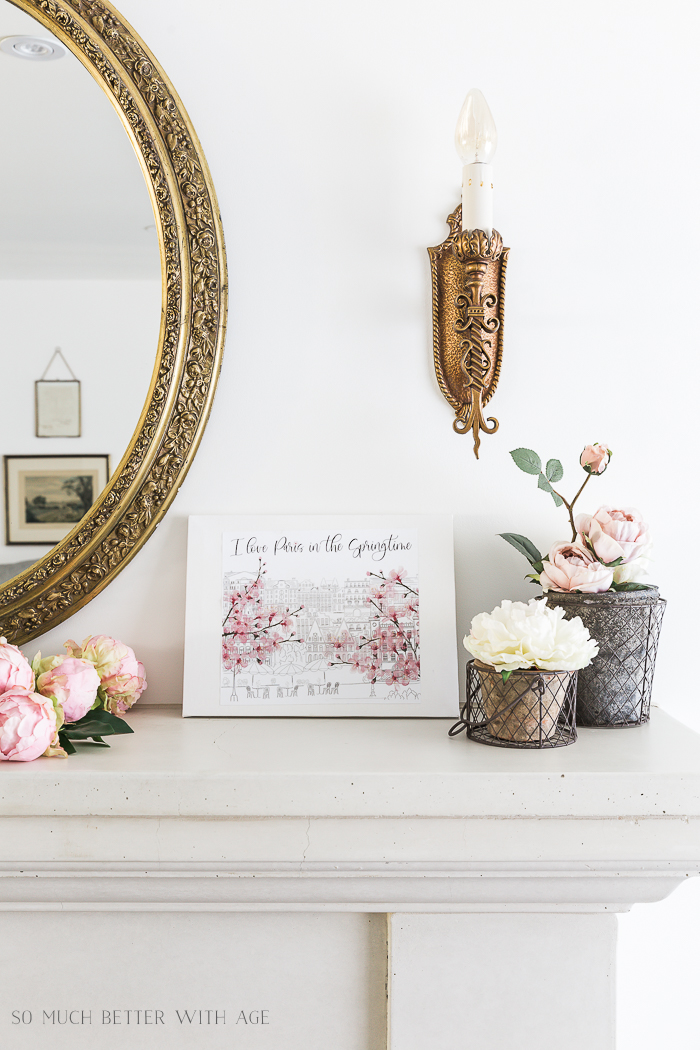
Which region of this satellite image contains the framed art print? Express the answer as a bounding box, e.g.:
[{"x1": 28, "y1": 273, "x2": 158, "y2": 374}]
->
[
  {"x1": 35, "y1": 379, "x2": 81, "y2": 437},
  {"x1": 183, "y1": 514, "x2": 459, "y2": 717},
  {"x1": 35, "y1": 347, "x2": 82, "y2": 437},
  {"x1": 4, "y1": 455, "x2": 110, "y2": 545}
]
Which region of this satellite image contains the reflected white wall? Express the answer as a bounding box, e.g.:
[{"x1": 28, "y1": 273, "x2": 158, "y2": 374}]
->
[{"x1": 0, "y1": 279, "x2": 161, "y2": 565}]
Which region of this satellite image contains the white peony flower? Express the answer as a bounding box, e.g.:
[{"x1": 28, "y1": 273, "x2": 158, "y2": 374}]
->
[{"x1": 464, "y1": 598, "x2": 598, "y2": 673}]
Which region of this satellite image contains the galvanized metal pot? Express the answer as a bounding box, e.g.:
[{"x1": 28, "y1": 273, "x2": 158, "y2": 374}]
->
[{"x1": 544, "y1": 587, "x2": 665, "y2": 727}]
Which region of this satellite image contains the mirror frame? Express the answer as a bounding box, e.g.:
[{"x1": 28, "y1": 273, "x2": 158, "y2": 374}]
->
[{"x1": 0, "y1": 0, "x2": 227, "y2": 644}]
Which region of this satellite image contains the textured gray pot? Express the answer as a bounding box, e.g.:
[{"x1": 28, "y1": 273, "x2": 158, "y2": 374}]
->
[{"x1": 544, "y1": 587, "x2": 665, "y2": 727}]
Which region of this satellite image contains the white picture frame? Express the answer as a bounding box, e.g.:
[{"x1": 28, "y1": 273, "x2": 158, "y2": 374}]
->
[{"x1": 183, "y1": 514, "x2": 459, "y2": 718}]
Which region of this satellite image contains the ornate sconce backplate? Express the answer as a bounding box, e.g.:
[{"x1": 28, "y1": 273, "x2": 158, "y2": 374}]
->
[{"x1": 428, "y1": 206, "x2": 508, "y2": 458}]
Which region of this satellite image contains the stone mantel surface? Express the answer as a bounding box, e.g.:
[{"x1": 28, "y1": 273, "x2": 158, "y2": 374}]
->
[
  {"x1": 1, "y1": 704, "x2": 700, "y2": 820},
  {"x1": 1, "y1": 705, "x2": 700, "y2": 911}
]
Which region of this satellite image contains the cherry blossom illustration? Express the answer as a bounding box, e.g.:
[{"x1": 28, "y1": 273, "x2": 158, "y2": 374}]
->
[
  {"x1": 222, "y1": 559, "x2": 303, "y2": 700},
  {"x1": 326, "y1": 568, "x2": 419, "y2": 695}
]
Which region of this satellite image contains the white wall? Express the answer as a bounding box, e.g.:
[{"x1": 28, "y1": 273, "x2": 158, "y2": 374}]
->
[
  {"x1": 0, "y1": 280, "x2": 161, "y2": 565},
  {"x1": 15, "y1": 1, "x2": 700, "y2": 1046},
  {"x1": 28, "y1": 0, "x2": 700, "y2": 722}
]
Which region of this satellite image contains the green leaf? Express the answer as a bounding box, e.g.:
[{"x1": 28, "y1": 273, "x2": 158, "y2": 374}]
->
[
  {"x1": 82, "y1": 708, "x2": 134, "y2": 734},
  {"x1": 62, "y1": 709, "x2": 134, "y2": 740},
  {"x1": 500, "y1": 669, "x2": 514, "y2": 683},
  {"x1": 57, "y1": 731, "x2": 76, "y2": 756},
  {"x1": 612, "y1": 581, "x2": 653, "y2": 592},
  {"x1": 538, "y1": 475, "x2": 564, "y2": 507},
  {"x1": 545, "y1": 458, "x2": 564, "y2": 483},
  {"x1": 61, "y1": 722, "x2": 110, "y2": 740},
  {"x1": 510, "y1": 448, "x2": 542, "y2": 475},
  {"x1": 498, "y1": 533, "x2": 544, "y2": 572},
  {"x1": 537, "y1": 470, "x2": 565, "y2": 507}
]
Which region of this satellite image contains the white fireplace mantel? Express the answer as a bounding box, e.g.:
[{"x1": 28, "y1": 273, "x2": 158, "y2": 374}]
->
[{"x1": 1, "y1": 705, "x2": 699, "y2": 1049}]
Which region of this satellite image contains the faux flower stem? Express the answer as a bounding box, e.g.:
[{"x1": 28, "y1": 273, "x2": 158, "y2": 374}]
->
[{"x1": 550, "y1": 473, "x2": 592, "y2": 541}]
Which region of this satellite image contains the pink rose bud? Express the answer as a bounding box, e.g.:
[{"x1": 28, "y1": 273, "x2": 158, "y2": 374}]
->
[
  {"x1": 0, "y1": 637, "x2": 34, "y2": 693},
  {"x1": 579, "y1": 443, "x2": 611, "y2": 475},
  {"x1": 37, "y1": 657, "x2": 100, "y2": 723},
  {"x1": 0, "y1": 688, "x2": 58, "y2": 762},
  {"x1": 539, "y1": 541, "x2": 614, "y2": 594},
  {"x1": 575, "y1": 506, "x2": 649, "y2": 567}
]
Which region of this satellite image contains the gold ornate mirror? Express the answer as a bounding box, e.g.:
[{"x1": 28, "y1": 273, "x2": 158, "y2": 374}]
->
[{"x1": 0, "y1": 0, "x2": 226, "y2": 644}]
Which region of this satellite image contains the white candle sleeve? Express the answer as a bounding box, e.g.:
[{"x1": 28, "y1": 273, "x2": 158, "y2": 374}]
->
[{"x1": 461, "y1": 163, "x2": 493, "y2": 236}]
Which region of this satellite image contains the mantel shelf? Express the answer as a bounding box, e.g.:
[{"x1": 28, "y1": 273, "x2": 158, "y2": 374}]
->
[
  {"x1": 1, "y1": 704, "x2": 700, "y2": 914},
  {"x1": 1, "y1": 704, "x2": 700, "y2": 821}
]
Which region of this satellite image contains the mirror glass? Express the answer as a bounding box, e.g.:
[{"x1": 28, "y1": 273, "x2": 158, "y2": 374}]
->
[{"x1": 0, "y1": 1, "x2": 161, "y2": 585}]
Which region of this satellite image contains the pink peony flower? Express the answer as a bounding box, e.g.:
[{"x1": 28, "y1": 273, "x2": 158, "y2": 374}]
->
[
  {"x1": 101, "y1": 654, "x2": 147, "y2": 715},
  {"x1": 65, "y1": 635, "x2": 147, "y2": 715},
  {"x1": 65, "y1": 634, "x2": 128, "y2": 678},
  {"x1": 0, "y1": 637, "x2": 34, "y2": 693},
  {"x1": 575, "y1": 506, "x2": 650, "y2": 567},
  {"x1": 0, "y1": 688, "x2": 58, "y2": 762},
  {"x1": 36, "y1": 657, "x2": 100, "y2": 723},
  {"x1": 539, "y1": 541, "x2": 614, "y2": 593},
  {"x1": 580, "y1": 443, "x2": 611, "y2": 475}
]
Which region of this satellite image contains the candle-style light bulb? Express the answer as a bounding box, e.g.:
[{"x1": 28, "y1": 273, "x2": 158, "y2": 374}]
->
[
  {"x1": 455, "y1": 88, "x2": 497, "y2": 235},
  {"x1": 454, "y1": 88, "x2": 498, "y2": 165}
]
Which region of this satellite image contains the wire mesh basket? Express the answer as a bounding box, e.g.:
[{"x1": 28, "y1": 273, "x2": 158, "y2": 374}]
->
[
  {"x1": 545, "y1": 588, "x2": 666, "y2": 727},
  {"x1": 449, "y1": 660, "x2": 577, "y2": 749}
]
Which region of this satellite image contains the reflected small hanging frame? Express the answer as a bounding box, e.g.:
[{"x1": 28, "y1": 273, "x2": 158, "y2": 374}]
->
[{"x1": 35, "y1": 347, "x2": 81, "y2": 438}]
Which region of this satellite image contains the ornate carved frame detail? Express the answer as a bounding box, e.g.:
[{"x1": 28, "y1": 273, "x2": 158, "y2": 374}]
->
[
  {"x1": 0, "y1": 0, "x2": 227, "y2": 644},
  {"x1": 428, "y1": 206, "x2": 508, "y2": 458}
]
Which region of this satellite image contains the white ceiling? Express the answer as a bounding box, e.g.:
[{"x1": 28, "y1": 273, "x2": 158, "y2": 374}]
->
[{"x1": 0, "y1": 1, "x2": 160, "y2": 278}]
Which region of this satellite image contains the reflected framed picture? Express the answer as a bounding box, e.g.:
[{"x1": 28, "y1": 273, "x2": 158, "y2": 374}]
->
[
  {"x1": 35, "y1": 379, "x2": 81, "y2": 438},
  {"x1": 4, "y1": 455, "x2": 110, "y2": 546},
  {"x1": 183, "y1": 514, "x2": 459, "y2": 718}
]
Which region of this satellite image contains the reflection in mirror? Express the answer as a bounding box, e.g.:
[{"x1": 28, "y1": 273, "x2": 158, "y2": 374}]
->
[{"x1": 0, "y1": 1, "x2": 161, "y2": 585}]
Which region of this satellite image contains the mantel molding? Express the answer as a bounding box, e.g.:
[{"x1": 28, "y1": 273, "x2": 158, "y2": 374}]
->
[{"x1": 0, "y1": 860, "x2": 695, "y2": 912}]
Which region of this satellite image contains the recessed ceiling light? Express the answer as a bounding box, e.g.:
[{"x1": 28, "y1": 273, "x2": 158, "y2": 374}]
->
[{"x1": 0, "y1": 35, "x2": 66, "y2": 61}]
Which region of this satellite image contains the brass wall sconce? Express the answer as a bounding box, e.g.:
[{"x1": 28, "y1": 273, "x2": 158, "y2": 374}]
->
[{"x1": 429, "y1": 89, "x2": 509, "y2": 459}]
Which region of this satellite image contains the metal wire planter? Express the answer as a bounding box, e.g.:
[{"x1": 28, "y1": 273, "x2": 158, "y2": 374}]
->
[
  {"x1": 545, "y1": 587, "x2": 666, "y2": 727},
  {"x1": 449, "y1": 660, "x2": 577, "y2": 749}
]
